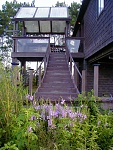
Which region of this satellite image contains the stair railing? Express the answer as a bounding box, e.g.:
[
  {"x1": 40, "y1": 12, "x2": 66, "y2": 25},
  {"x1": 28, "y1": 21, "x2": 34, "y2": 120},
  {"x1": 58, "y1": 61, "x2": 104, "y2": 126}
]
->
[
  {"x1": 34, "y1": 44, "x2": 50, "y2": 89},
  {"x1": 65, "y1": 43, "x2": 82, "y2": 94}
]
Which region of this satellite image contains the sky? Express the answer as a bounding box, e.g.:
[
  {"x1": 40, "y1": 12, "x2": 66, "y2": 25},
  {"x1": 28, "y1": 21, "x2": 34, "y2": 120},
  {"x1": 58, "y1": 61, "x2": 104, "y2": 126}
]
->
[{"x1": 0, "y1": 0, "x2": 81, "y2": 9}]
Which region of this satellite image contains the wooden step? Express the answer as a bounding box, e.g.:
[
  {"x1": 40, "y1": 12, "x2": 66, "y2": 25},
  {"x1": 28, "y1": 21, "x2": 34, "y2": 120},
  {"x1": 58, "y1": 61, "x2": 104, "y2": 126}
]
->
[
  {"x1": 38, "y1": 87, "x2": 76, "y2": 93},
  {"x1": 34, "y1": 51, "x2": 78, "y2": 102},
  {"x1": 45, "y1": 72, "x2": 70, "y2": 76},
  {"x1": 41, "y1": 82, "x2": 74, "y2": 87}
]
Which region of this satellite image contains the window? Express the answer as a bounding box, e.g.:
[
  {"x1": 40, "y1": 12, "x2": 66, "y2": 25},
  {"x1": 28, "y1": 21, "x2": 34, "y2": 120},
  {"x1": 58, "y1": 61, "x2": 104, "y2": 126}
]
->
[{"x1": 98, "y1": 0, "x2": 104, "y2": 15}]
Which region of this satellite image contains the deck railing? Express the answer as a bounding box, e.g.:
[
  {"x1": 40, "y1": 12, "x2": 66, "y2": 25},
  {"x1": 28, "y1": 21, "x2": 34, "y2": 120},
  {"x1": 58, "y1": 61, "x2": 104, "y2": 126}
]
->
[
  {"x1": 65, "y1": 39, "x2": 82, "y2": 94},
  {"x1": 34, "y1": 44, "x2": 50, "y2": 89}
]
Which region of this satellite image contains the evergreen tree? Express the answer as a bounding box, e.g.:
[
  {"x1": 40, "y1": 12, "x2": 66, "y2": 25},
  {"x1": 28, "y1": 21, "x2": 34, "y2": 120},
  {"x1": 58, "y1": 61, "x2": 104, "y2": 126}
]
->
[{"x1": 0, "y1": 1, "x2": 30, "y2": 64}]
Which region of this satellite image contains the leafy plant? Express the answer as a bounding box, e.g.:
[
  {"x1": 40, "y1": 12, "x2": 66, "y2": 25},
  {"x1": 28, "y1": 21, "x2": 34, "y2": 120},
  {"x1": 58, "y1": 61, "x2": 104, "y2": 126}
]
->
[{"x1": 1, "y1": 66, "x2": 113, "y2": 149}]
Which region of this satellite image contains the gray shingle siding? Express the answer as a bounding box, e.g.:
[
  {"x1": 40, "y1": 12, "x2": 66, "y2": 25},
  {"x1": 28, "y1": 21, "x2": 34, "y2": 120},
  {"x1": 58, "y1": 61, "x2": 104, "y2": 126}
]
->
[{"x1": 83, "y1": 0, "x2": 113, "y2": 58}]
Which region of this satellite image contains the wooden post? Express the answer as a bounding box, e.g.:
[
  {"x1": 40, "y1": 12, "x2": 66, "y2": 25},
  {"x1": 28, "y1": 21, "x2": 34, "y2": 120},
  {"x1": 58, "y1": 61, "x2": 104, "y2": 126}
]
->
[
  {"x1": 93, "y1": 64, "x2": 100, "y2": 96},
  {"x1": 11, "y1": 59, "x2": 19, "y2": 87},
  {"x1": 82, "y1": 70, "x2": 87, "y2": 92},
  {"x1": 29, "y1": 69, "x2": 34, "y2": 96}
]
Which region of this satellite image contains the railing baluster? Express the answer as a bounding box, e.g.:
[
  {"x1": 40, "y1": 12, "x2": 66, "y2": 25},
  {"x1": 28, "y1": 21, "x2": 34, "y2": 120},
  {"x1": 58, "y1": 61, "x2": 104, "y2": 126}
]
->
[
  {"x1": 39, "y1": 66, "x2": 41, "y2": 86},
  {"x1": 29, "y1": 69, "x2": 34, "y2": 96},
  {"x1": 70, "y1": 55, "x2": 72, "y2": 73},
  {"x1": 65, "y1": 43, "x2": 82, "y2": 94},
  {"x1": 44, "y1": 57, "x2": 46, "y2": 75}
]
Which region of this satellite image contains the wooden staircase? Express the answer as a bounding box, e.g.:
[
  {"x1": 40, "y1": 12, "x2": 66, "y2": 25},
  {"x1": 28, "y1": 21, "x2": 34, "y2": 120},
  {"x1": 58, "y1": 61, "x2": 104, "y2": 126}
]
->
[{"x1": 34, "y1": 52, "x2": 79, "y2": 102}]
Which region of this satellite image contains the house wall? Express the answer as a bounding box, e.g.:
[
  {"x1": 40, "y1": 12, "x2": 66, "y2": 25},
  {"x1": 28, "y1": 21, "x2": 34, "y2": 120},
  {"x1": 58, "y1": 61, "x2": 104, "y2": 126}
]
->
[
  {"x1": 83, "y1": 0, "x2": 113, "y2": 58},
  {"x1": 98, "y1": 64, "x2": 113, "y2": 97},
  {"x1": 86, "y1": 64, "x2": 113, "y2": 97}
]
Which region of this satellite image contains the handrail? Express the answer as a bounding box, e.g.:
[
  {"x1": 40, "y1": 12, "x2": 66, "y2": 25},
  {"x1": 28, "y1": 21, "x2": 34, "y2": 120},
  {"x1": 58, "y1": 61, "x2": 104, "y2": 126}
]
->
[
  {"x1": 65, "y1": 42, "x2": 82, "y2": 94},
  {"x1": 34, "y1": 44, "x2": 50, "y2": 89}
]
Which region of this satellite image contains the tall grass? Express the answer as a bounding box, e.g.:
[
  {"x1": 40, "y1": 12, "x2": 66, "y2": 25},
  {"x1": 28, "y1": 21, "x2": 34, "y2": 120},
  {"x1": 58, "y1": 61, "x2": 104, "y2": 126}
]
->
[{"x1": 0, "y1": 64, "x2": 27, "y2": 147}]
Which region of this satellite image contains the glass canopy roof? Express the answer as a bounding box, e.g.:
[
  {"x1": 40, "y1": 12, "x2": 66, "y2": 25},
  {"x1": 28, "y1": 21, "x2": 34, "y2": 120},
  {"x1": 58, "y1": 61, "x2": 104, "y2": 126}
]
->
[{"x1": 13, "y1": 7, "x2": 71, "y2": 34}]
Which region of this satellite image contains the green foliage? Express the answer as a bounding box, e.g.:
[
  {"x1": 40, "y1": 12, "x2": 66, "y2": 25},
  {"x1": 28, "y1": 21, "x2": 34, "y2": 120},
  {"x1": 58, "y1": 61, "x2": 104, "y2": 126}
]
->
[
  {"x1": 55, "y1": 1, "x2": 67, "y2": 7},
  {"x1": 69, "y1": 2, "x2": 81, "y2": 29},
  {"x1": 1, "y1": 64, "x2": 113, "y2": 149},
  {"x1": 0, "y1": 1, "x2": 30, "y2": 35},
  {"x1": 55, "y1": 1, "x2": 81, "y2": 29},
  {"x1": 0, "y1": 1, "x2": 30, "y2": 63}
]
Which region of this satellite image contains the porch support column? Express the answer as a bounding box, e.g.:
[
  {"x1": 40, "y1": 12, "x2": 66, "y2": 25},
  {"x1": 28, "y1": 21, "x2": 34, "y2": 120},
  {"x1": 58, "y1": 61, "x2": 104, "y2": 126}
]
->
[
  {"x1": 11, "y1": 58, "x2": 19, "y2": 86},
  {"x1": 29, "y1": 69, "x2": 34, "y2": 96},
  {"x1": 82, "y1": 70, "x2": 87, "y2": 92},
  {"x1": 93, "y1": 64, "x2": 100, "y2": 96}
]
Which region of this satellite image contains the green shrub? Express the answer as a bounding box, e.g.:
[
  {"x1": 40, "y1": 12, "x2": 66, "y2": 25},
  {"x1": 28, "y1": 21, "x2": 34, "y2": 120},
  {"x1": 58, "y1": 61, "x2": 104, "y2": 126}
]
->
[{"x1": 1, "y1": 64, "x2": 113, "y2": 150}]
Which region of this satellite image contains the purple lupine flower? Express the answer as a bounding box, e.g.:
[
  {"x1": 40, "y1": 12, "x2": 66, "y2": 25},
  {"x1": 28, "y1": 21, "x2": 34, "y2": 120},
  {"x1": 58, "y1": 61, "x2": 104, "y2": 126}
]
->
[
  {"x1": 29, "y1": 95, "x2": 33, "y2": 101},
  {"x1": 26, "y1": 94, "x2": 30, "y2": 99},
  {"x1": 34, "y1": 105, "x2": 41, "y2": 111},
  {"x1": 30, "y1": 115, "x2": 37, "y2": 120},
  {"x1": 41, "y1": 111, "x2": 46, "y2": 120},
  {"x1": 61, "y1": 109, "x2": 67, "y2": 118},
  {"x1": 28, "y1": 126, "x2": 32, "y2": 132},
  {"x1": 47, "y1": 115, "x2": 51, "y2": 120},
  {"x1": 26, "y1": 94, "x2": 33, "y2": 101},
  {"x1": 83, "y1": 114, "x2": 87, "y2": 120},
  {"x1": 48, "y1": 118, "x2": 52, "y2": 127},
  {"x1": 77, "y1": 112, "x2": 82, "y2": 118},
  {"x1": 69, "y1": 123, "x2": 74, "y2": 127},
  {"x1": 54, "y1": 111, "x2": 59, "y2": 118}
]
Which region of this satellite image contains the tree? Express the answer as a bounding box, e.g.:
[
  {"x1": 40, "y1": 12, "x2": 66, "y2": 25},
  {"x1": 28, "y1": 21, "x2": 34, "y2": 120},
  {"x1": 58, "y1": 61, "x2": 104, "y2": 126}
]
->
[
  {"x1": 0, "y1": 1, "x2": 31, "y2": 64},
  {"x1": 55, "y1": 1, "x2": 67, "y2": 7},
  {"x1": 69, "y1": 2, "x2": 81, "y2": 29},
  {"x1": 54, "y1": 1, "x2": 81, "y2": 29}
]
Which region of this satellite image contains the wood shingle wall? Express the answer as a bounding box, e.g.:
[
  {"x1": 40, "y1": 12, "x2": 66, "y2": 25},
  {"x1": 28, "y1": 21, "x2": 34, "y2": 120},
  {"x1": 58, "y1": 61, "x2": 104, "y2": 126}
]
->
[{"x1": 83, "y1": 0, "x2": 113, "y2": 58}]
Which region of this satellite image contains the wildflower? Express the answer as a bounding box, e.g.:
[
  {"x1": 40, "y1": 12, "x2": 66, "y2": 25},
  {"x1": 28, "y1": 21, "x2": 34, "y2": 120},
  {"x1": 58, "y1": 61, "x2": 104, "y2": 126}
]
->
[
  {"x1": 61, "y1": 109, "x2": 67, "y2": 118},
  {"x1": 34, "y1": 105, "x2": 41, "y2": 111},
  {"x1": 61, "y1": 99, "x2": 65, "y2": 105},
  {"x1": 69, "y1": 123, "x2": 74, "y2": 127},
  {"x1": 30, "y1": 115, "x2": 37, "y2": 120},
  {"x1": 41, "y1": 111, "x2": 46, "y2": 120},
  {"x1": 48, "y1": 118, "x2": 52, "y2": 127},
  {"x1": 29, "y1": 95, "x2": 33, "y2": 101},
  {"x1": 28, "y1": 126, "x2": 32, "y2": 132},
  {"x1": 26, "y1": 94, "x2": 30, "y2": 99},
  {"x1": 83, "y1": 114, "x2": 87, "y2": 119},
  {"x1": 26, "y1": 94, "x2": 33, "y2": 101}
]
